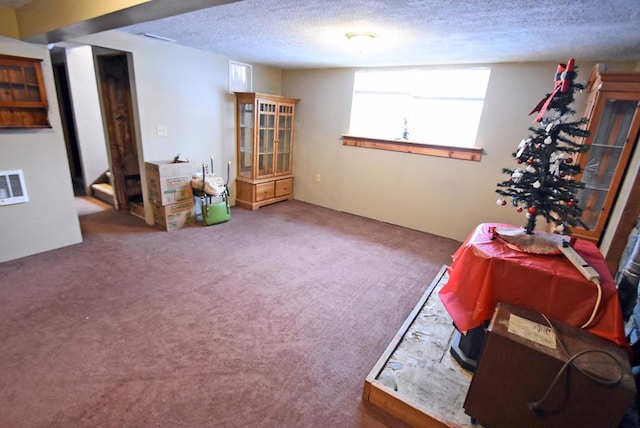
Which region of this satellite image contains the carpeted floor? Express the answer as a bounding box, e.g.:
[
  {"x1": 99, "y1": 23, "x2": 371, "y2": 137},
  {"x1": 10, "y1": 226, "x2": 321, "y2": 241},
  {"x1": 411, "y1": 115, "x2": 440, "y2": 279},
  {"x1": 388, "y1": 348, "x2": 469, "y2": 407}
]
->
[
  {"x1": 74, "y1": 195, "x2": 113, "y2": 216},
  {"x1": 0, "y1": 200, "x2": 462, "y2": 427}
]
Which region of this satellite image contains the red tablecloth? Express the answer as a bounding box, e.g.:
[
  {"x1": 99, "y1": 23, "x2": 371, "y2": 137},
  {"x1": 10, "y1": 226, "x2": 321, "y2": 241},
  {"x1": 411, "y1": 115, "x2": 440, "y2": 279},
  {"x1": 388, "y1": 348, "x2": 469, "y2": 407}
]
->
[{"x1": 438, "y1": 223, "x2": 628, "y2": 348}]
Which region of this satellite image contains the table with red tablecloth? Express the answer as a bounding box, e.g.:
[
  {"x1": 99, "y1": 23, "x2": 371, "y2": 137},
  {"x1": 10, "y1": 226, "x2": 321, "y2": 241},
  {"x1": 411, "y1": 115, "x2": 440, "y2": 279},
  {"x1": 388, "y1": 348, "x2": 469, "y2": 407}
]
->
[{"x1": 438, "y1": 223, "x2": 628, "y2": 349}]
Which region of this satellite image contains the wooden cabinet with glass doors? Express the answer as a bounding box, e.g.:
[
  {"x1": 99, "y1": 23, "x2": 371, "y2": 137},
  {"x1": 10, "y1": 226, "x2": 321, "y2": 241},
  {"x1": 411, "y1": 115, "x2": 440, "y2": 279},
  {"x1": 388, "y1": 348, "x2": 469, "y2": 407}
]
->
[
  {"x1": 0, "y1": 54, "x2": 50, "y2": 128},
  {"x1": 571, "y1": 67, "x2": 640, "y2": 244},
  {"x1": 234, "y1": 92, "x2": 299, "y2": 210}
]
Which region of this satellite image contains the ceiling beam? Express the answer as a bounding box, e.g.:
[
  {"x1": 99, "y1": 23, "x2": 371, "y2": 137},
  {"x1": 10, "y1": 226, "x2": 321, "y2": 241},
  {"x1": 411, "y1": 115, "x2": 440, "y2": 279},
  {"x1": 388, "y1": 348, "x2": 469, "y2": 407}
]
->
[
  {"x1": 14, "y1": 0, "x2": 241, "y2": 44},
  {"x1": 17, "y1": 0, "x2": 151, "y2": 40}
]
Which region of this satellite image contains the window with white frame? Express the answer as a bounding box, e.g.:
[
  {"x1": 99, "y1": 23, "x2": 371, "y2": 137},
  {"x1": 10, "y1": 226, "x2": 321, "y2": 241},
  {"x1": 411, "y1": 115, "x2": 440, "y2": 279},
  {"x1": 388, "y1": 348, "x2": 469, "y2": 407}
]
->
[
  {"x1": 229, "y1": 60, "x2": 252, "y2": 94},
  {"x1": 349, "y1": 68, "x2": 491, "y2": 148}
]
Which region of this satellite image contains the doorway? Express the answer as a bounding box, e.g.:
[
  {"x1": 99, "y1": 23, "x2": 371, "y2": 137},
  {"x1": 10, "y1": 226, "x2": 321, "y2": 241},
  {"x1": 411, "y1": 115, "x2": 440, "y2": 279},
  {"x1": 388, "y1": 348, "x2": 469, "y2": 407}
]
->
[
  {"x1": 96, "y1": 52, "x2": 143, "y2": 217},
  {"x1": 51, "y1": 55, "x2": 84, "y2": 196},
  {"x1": 51, "y1": 46, "x2": 144, "y2": 218}
]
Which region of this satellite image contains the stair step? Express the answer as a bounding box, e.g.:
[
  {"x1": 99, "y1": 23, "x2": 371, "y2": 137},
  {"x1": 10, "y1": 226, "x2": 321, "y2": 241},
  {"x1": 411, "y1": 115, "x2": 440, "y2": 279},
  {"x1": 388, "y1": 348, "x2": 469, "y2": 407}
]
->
[
  {"x1": 129, "y1": 202, "x2": 145, "y2": 219},
  {"x1": 91, "y1": 183, "x2": 114, "y2": 205}
]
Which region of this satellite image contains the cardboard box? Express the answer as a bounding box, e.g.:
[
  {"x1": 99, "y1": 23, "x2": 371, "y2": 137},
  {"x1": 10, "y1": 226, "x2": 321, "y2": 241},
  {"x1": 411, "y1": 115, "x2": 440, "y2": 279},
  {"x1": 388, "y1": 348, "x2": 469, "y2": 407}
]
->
[
  {"x1": 152, "y1": 199, "x2": 196, "y2": 231},
  {"x1": 464, "y1": 302, "x2": 635, "y2": 428},
  {"x1": 145, "y1": 161, "x2": 193, "y2": 205}
]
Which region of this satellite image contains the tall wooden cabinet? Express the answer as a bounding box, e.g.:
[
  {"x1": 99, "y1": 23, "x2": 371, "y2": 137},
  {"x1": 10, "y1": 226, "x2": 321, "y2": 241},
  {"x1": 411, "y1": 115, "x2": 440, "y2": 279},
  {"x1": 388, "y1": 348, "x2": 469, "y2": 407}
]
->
[
  {"x1": 234, "y1": 92, "x2": 299, "y2": 210},
  {"x1": 571, "y1": 67, "x2": 640, "y2": 248}
]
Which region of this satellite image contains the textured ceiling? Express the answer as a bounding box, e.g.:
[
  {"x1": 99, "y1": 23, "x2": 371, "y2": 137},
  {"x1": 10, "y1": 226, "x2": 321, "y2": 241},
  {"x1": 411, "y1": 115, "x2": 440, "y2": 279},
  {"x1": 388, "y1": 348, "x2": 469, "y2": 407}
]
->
[
  {"x1": 112, "y1": 0, "x2": 640, "y2": 68},
  {"x1": 2, "y1": 0, "x2": 640, "y2": 69}
]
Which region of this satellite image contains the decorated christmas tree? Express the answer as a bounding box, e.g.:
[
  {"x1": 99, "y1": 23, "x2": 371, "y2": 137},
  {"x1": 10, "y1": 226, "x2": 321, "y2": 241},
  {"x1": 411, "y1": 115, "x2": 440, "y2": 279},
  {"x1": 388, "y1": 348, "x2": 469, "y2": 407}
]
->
[{"x1": 496, "y1": 59, "x2": 591, "y2": 235}]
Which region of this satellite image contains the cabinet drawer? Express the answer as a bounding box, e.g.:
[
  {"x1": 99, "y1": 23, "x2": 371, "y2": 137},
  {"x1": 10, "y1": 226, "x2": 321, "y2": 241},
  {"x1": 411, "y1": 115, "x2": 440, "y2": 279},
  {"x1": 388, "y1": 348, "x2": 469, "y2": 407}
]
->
[
  {"x1": 275, "y1": 178, "x2": 293, "y2": 197},
  {"x1": 255, "y1": 182, "x2": 275, "y2": 201}
]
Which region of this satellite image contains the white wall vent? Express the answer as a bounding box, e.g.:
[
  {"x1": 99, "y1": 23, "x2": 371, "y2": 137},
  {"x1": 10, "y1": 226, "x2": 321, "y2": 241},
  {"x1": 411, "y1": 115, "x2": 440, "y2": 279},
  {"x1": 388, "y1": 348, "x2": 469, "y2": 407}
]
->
[{"x1": 0, "y1": 170, "x2": 29, "y2": 206}]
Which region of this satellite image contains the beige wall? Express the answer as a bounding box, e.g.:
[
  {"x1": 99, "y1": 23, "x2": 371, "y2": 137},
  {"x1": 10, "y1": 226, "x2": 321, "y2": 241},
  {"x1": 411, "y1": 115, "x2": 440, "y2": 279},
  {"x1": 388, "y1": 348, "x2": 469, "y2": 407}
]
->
[
  {"x1": 67, "y1": 30, "x2": 282, "y2": 224},
  {"x1": 0, "y1": 8, "x2": 19, "y2": 39},
  {"x1": 283, "y1": 61, "x2": 639, "y2": 242},
  {"x1": 0, "y1": 30, "x2": 282, "y2": 262},
  {"x1": 0, "y1": 36, "x2": 82, "y2": 263},
  {"x1": 15, "y1": 0, "x2": 150, "y2": 39},
  {"x1": 1, "y1": 27, "x2": 637, "y2": 261}
]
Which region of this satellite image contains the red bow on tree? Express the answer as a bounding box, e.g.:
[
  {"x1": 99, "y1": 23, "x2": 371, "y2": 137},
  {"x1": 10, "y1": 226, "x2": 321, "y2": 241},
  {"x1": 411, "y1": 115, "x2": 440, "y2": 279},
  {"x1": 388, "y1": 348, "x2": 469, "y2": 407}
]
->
[{"x1": 529, "y1": 58, "x2": 575, "y2": 122}]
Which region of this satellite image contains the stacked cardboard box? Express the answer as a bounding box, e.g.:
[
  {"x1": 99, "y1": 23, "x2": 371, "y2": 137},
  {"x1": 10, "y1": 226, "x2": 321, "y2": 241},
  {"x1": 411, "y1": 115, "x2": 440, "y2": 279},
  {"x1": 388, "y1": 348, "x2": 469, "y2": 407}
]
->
[
  {"x1": 145, "y1": 160, "x2": 195, "y2": 231},
  {"x1": 151, "y1": 199, "x2": 196, "y2": 231}
]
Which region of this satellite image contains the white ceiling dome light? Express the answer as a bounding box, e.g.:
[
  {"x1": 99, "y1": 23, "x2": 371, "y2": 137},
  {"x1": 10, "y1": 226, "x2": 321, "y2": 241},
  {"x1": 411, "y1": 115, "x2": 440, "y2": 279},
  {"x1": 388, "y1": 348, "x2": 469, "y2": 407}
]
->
[{"x1": 345, "y1": 31, "x2": 378, "y2": 54}]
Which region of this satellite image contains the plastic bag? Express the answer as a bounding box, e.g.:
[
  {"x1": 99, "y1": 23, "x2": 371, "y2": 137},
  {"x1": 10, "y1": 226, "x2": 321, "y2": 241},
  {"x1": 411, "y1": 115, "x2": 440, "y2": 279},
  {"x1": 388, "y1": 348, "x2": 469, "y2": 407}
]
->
[{"x1": 191, "y1": 173, "x2": 226, "y2": 196}]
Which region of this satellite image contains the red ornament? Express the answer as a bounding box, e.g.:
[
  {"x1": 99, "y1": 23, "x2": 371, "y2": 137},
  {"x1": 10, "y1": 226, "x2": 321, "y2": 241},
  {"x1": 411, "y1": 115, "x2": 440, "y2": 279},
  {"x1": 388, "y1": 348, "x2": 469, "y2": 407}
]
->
[
  {"x1": 559, "y1": 171, "x2": 566, "y2": 177},
  {"x1": 567, "y1": 200, "x2": 575, "y2": 207},
  {"x1": 528, "y1": 206, "x2": 538, "y2": 215},
  {"x1": 517, "y1": 159, "x2": 523, "y2": 164},
  {"x1": 565, "y1": 157, "x2": 573, "y2": 164},
  {"x1": 527, "y1": 157, "x2": 534, "y2": 165},
  {"x1": 517, "y1": 207, "x2": 523, "y2": 213}
]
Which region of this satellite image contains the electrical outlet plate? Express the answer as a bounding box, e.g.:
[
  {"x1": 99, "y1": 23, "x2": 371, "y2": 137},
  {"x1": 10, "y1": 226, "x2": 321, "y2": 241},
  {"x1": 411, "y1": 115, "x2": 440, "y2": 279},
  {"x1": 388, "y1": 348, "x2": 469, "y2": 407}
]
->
[{"x1": 156, "y1": 125, "x2": 168, "y2": 137}]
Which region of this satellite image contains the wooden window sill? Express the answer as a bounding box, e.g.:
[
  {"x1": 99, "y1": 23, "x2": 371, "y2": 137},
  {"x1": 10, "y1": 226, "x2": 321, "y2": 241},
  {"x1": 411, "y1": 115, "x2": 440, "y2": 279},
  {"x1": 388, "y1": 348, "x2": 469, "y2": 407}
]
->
[{"x1": 342, "y1": 135, "x2": 483, "y2": 161}]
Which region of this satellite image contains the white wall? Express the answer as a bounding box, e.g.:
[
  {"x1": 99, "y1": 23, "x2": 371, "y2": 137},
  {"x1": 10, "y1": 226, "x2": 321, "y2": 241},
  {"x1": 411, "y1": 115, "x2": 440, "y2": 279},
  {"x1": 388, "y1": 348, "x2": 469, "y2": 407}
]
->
[
  {"x1": 0, "y1": 36, "x2": 82, "y2": 263},
  {"x1": 0, "y1": 30, "x2": 282, "y2": 262},
  {"x1": 65, "y1": 45, "x2": 110, "y2": 194},
  {"x1": 283, "y1": 61, "x2": 639, "y2": 242},
  {"x1": 1, "y1": 28, "x2": 636, "y2": 262},
  {"x1": 68, "y1": 30, "x2": 282, "y2": 223}
]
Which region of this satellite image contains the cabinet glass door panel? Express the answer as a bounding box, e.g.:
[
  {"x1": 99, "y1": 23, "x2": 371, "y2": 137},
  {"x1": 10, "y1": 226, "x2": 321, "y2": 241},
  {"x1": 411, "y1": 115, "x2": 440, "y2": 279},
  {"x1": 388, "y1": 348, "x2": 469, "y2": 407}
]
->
[
  {"x1": 592, "y1": 99, "x2": 636, "y2": 147},
  {"x1": 24, "y1": 67, "x2": 40, "y2": 101},
  {"x1": 581, "y1": 145, "x2": 623, "y2": 189},
  {"x1": 572, "y1": 85, "x2": 639, "y2": 242},
  {"x1": 575, "y1": 187, "x2": 607, "y2": 229},
  {"x1": 1, "y1": 65, "x2": 42, "y2": 104},
  {"x1": 258, "y1": 128, "x2": 274, "y2": 176},
  {"x1": 238, "y1": 102, "x2": 254, "y2": 178},
  {"x1": 576, "y1": 93, "x2": 639, "y2": 238},
  {"x1": 257, "y1": 101, "x2": 276, "y2": 177},
  {"x1": 277, "y1": 111, "x2": 293, "y2": 174}
]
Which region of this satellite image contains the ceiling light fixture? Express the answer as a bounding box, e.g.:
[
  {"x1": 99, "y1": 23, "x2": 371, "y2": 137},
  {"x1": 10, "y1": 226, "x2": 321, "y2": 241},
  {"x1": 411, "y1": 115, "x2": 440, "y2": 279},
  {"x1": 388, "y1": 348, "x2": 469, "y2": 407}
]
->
[{"x1": 345, "y1": 32, "x2": 377, "y2": 53}]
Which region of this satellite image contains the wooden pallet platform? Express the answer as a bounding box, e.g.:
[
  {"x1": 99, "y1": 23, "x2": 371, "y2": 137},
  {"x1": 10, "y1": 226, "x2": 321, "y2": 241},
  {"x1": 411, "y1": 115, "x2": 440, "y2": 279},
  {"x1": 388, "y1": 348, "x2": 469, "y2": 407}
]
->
[{"x1": 363, "y1": 265, "x2": 478, "y2": 427}]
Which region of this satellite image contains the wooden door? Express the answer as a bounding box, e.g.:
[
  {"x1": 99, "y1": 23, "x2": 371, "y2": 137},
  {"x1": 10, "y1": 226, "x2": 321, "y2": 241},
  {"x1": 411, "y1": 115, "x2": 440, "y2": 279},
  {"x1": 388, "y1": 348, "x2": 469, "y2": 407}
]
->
[{"x1": 97, "y1": 53, "x2": 141, "y2": 210}]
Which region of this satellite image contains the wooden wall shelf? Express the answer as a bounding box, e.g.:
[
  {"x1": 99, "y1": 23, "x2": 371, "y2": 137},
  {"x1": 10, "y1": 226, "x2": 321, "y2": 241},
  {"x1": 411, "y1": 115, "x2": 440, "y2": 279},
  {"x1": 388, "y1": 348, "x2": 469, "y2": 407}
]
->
[{"x1": 0, "y1": 54, "x2": 51, "y2": 129}]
